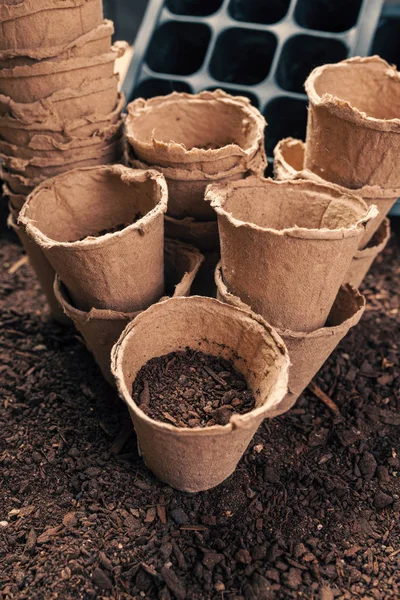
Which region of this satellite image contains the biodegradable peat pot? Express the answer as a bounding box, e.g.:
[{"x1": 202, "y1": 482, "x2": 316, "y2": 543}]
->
[
  {"x1": 0, "y1": 0, "x2": 103, "y2": 53},
  {"x1": 0, "y1": 119, "x2": 124, "y2": 161},
  {"x1": 2, "y1": 136, "x2": 124, "y2": 179},
  {"x1": 0, "y1": 19, "x2": 113, "y2": 62},
  {"x1": 54, "y1": 239, "x2": 204, "y2": 385},
  {"x1": 111, "y1": 296, "x2": 289, "y2": 492},
  {"x1": 0, "y1": 75, "x2": 120, "y2": 124},
  {"x1": 164, "y1": 215, "x2": 219, "y2": 253},
  {"x1": 19, "y1": 166, "x2": 168, "y2": 312},
  {"x1": 0, "y1": 43, "x2": 126, "y2": 103},
  {"x1": 274, "y1": 137, "x2": 399, "y2": 248},
  {"x1": 305, "y1": 56, "x2": 400, "y2": 189},
  {"x1": 7, "y1": 213, "x2": 68, "y2": 325},
  {"x1": 206, "y1": 177, "x2": 377, "y2": 332},
  {"x1": 215, "y1": 263, "x2": 365, "y2": 411},
  {"x1": 126, "y1": 90, "x2": 266, "y2": 173},
  {"x1": 344, "y1": 218, "x2": 391, "y2": 288},
  {"x1": 127, "y1": 150, "x2": 265, "y2": 220}
]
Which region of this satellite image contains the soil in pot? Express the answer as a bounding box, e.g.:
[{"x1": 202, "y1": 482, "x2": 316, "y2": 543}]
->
[{"x1": 132, "y1": 348, "x2": 255, "y2": 428}]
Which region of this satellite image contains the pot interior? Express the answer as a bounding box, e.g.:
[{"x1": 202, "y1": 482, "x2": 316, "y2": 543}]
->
[
  {"x1": 117, "y1": 298, "x2": 285, "y2": 413},
  {"x1": 25, "y1": 169, "x2": 163, "y2": 243},
  {"x1": 278, "y1": 139, "x2": 305, "y2": 172},
  {"x1": 130, "y1": 97, "x2": 261, "y2": 152},
  {"x1": 312, "y1": 60, "x2": 399, "y2": 120},
  {"x1": 220, "y1": 180, "x2": 367, "y2": 230}
]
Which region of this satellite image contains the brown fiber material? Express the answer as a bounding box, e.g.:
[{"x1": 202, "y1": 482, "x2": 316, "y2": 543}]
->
[
  {"x1": 0, "y1": 76, "x2": 120, "y2": 125},
  {"x1": 2, "y1": 182, "x2": 25, "y2": 216},
  {"x1": 126, "y1": 90, "x2": 266, "y2": 174},
  {"x1": 0, "y1": 43, "x2": 126, "y2": 103},
  {"x1": 206, "y1": 177, "x2": 376, "y2": 332},
  {"x1": 19, "y1": 166, "x2": 168, "y2": 312},
  {"x1": 0, "y1": 119, "x2": 124, "y2": 161},
  {"x1": 215, "y1": 263, "x2": 365, "y2": 413},
  {"x1": 7, "y1": 212, "x2": 68, "y2": 325},
  {"x1": 111, "y1": 296, "x2": 289, "y2": 492},
  {"x1": 2, "y1": 136, "x2": 124, "y2": 179},
  {"x1": 305, "y1": 56, "x2": 400, "y2": 189},
  {"x1": 0, "y1": 19, "x2": 112, "y2": 62},
  {"x1": 54, "y1": 239, "x2": 204, "y2": 385},
  {"x1": 127, "y1": 149, "x2": 265, "y2": 220},
  {"x1": 344, "y1": 218, "x2": 391, "y2": 288},
  {"x1": 273, "y1": 137, "x2": 399, "y2": 248},
  {"x1": 0, "y1": 0, "x2": 103, "y2": 53},
  {"x1": 164, "y1": 215, "x2": 219, "y2": 252}
]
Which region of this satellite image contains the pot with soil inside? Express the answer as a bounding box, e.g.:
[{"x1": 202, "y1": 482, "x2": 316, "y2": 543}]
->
[
  {"x1": 18, "y1": 165, "x2": 168, "y2": 312},
  {"x1": 125, "y1": 90, "x2": 266, "y2": 220},
  {"x1": 206, "y1": 177, "x2": 376, "y2": 332},
  {"x1": 54, "y1": 239, "x2": 204, "y2": 385},
  {"x1": 215, "y1": 263, "x2": 366, "y2": 413},
  {"x1": 305, "y1": 56, "x2": 400, "y2": 189},
  {"x1": 111, "y1": 296, "x2": 289, "y2": 492},
  {"x1": 274, "y1": 137, "x2": 399, "y2": 248}
]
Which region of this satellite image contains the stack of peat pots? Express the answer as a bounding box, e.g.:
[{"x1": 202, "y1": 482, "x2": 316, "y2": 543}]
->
[
  {"x1": 274, "y1": 56, "x2": 400, "y2": 287},
  {"x1": 19, "y1": 163, "x2": 291, "y2": 493},
  {"x1": 124, "y1": 90, "x2": 267, "y2": 296},
  {"x1": 1, "y1": 0, "x2": 127, "y2": 321},
  {"x1": 19, "y1": 164, "x2": 204, "y2": 386},
  {"x1": 207, "y1": 176, "x2": 377, "y2": 411}
]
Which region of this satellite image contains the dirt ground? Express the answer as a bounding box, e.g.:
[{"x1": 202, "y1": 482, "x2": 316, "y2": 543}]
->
[{"x1": 1, "y1": 222, "x2": 399, "y2": 599}]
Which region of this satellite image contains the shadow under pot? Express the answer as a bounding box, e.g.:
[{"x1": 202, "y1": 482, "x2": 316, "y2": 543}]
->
[
  {"x1": 206, "y1": 176, "x2": 376, "y2": 332},
  {"x1": 8, "y1": 211, "x2": 69, "y2": 325},
  {"x1": 0, "y1": 43, "x2": 126, "y2": 103},
  {"x1": 273, "y1": 137, "x2": 400, "y2": 248},
  {"x1": 126, "y1": 89, "x2": 266, "y2": 175},
  {"x1": 0, "y1": 0, "x2": 103, "y2": 53},
  {"x1": 305, "y1": 56, "x2": 400, "y2": 189},
  {"x1": 18, "y1": 165, "x2": 168, "y2": 312},
  {"x1": 54, "y1": 239, "x2": 204, "y2": 386},
  {"x1": 215, "y1": 263, "x2": 366, "y2": 412},
  {"x1": 111, "y1": 296, "x2": 289, "y2": 492}
]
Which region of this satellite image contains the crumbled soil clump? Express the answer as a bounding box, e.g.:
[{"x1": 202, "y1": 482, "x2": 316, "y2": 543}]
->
[
  {"x1": 1, "y1": 218, "x2": 399, "y2": 599},
  {"x1": 132, "y1": 349, "x2": 255, "y2": 427}
]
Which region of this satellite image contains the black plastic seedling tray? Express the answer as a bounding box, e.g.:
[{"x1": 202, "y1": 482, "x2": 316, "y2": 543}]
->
[{"x1": 122, "y1": 0, "x2": 384, "y2": 157}]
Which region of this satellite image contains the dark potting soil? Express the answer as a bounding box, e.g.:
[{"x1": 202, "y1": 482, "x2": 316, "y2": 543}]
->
[
  {"x1": 74, "y1": 216, "x2": 143, "y2": 241},
  {"x1": 1, "y1": 217, "x2": 400, "y2": 599},
  {"x1": 132, "y1": 349, "x2": 255, "y2": 427}
]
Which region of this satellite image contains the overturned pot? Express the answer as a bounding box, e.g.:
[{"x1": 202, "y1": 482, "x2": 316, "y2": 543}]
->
[
  {"x1": 55, "y1": 239, "x2": 204, "y2": 385},
  {"x1": 0, "y1": 0, "x2": 103, "y2": 54},
  {"x1": 206, "y1": 177, "x2": 376, "y2": 332},
  {"x1": 19, "y1": 165, "x2": 168, "y2": 312},
  {"x1": 344, "y1": 218, "x2": 391, "y2": 288},
  {"x1": 274, "y1": 137, "x2": 399, "y2": 248},
  {"x1": 305, "y1": 56, "x2": 400, "y2": 189},
  {"x1": 126, "y1": 90, "x2": 267, "y2": 174},
  {"x1": 8, "y1": 212, "x2": 68, "y2": 325},
  {"x1": 215, "y1": 263, "x2": 365, "y2": 411},
  {"x1": 111, "y1": 296, "x2": 289, "y2": 492}
]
